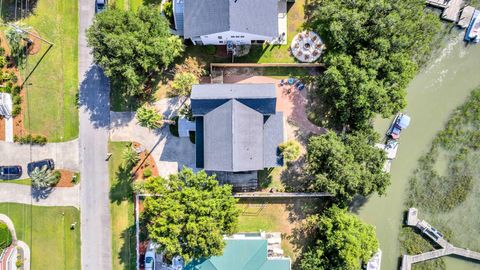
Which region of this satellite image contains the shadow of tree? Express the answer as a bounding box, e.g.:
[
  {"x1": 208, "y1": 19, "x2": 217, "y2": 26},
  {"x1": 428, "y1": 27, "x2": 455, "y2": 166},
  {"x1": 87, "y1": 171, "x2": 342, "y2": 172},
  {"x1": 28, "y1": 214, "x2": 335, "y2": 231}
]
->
[
  {"x1": 117, "y1": 224, "x2": 137, "y2": 270},
  {"x1": 31, "y1": 186, "x2": 53, "y2": 200},
  {"x1": 280, "y1": 155, "x2": 313, "y2": 192},
  {"x1": 110, "y1": 165, "x2": 134, "y2": 204}
]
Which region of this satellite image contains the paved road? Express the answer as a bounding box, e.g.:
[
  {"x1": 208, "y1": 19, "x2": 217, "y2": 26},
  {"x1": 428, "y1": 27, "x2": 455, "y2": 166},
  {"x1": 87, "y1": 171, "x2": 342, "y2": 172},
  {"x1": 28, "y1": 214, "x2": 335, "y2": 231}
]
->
[
  {"x1": 0, "y1": 183, "x2": 80, "y2": 208},
  {"x1": 78, "y1": 0, "x2": 112, "y2": 269},
  {"x1": 0, "y1": 140, "x2": 79, "y2": 178}
]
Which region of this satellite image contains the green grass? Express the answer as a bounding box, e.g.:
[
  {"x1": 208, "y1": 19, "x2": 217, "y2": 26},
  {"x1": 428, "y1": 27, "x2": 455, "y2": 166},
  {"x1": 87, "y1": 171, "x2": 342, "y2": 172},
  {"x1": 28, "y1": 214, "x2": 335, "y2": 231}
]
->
[
  {"x1": 0, "y1": 178, "x2": 31, "y2": 185},
  {"x1": 4, "y1": 0, "x2": 79, "y2": 142},
  {"x1": 109, "y1": 142, "x2": 136, "y2": 270},
  {"x1": 236, "y1": 0, "x2": 306, "y2": 63},
  {"x1": 258, "y1": 167, "x2": 284, "y2": 191},
  {"x1": 0, "y1": 203, "x2": 80, "y2": 270}
]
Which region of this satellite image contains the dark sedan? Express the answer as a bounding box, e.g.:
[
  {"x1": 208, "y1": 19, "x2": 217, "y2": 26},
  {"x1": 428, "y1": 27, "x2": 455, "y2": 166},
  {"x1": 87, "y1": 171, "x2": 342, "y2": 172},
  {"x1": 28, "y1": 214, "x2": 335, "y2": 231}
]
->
[
  {"x1": 0, "y1": 166, "x2": 23, "y2": 180},
  {"x1": 27, "y1": 159, "x2": 55, "y2": 176}
]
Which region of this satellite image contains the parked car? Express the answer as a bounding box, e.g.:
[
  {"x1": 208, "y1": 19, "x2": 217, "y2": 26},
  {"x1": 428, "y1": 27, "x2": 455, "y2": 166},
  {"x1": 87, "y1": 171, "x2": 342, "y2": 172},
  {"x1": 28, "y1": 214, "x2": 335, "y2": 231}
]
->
[
  {"x1": 95, "y1": 0, "x2": 106, "y2": 13},
  {"x1": 0, "y1": 166, "x2": 22, "y2": 180},
  {"x1": 145, "y1": 250, "x2": 155, "y2": 270},
  {"x1": 27, "y1": 159, "x2": 54, "y2": 176}
]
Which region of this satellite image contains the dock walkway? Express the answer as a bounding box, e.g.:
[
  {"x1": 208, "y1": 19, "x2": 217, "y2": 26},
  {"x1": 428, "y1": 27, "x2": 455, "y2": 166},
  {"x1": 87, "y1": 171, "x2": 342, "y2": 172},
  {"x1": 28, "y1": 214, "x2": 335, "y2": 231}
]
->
[
  {"x1": 400, "y1": 208, "x2": 480, "y2": 270},
  {"x1": 426, "y1": 0, "x2": 464, "y2": 22}
]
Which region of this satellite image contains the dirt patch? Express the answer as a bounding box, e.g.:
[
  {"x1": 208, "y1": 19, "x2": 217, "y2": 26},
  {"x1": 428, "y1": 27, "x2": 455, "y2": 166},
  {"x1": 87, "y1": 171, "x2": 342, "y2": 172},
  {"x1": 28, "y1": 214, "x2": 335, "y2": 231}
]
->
[
  {"x1": 132, "y1": 142, "x2": 159, "y2": 182},
  {"x1": 55, "y1": 169, "x2": 77, "y2": 187},
  {"x1": 0, "y1": 118, "x2": 5, "y2": 141},
  {"x1": 27, "y1": 29, "x2": 42, "y2": 55}
]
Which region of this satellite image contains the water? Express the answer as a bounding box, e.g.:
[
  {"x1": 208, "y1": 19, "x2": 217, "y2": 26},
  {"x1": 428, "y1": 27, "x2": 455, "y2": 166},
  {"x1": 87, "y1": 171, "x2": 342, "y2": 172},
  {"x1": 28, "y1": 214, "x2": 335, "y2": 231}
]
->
[{"x1": 356, "y1": 29, "x2": 480, "y2": 270}]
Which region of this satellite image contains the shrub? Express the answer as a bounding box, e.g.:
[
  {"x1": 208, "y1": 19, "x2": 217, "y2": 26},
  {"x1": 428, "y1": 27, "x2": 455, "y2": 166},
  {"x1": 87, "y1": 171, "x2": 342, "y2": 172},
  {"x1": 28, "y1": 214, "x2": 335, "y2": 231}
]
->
[
  {"x1": 174, "y1": 57, "x2": 206, "y2": 78},
  {"x1": 0, "y1": 56, "x2": 6, "y2": 69},
  {"x1": 14, "y1": 134, "x2": 47, "y2": 145},
  {"x1": 13, "y1": 95, "x2": 21, "y2": 105},
  {"x1": 0, "y1": 222, "x2": 12, "y2": 250},
  {"x1": 163, "y1": 1, "x2": 173, "y2": 21},
  {"x1": 16, "y1": 259, "x2": 23, "y2": 268},
  {"x1": 12, "y1": 85, "x2": 21, "y2": 95},
  {"x1": 11, "y1": 104, "x2": 21, "y2": 117},
  {"x1": 122, "y1": 145, "x2": 140, "y2": 169},
  {"x1": 0, "y1": 47, "x2": 5, "y2": 56},
  {"x1": 11, "y1": 73, "x2": 17, "y2": 84},
  {"x1": 205, "y1": 45, "x2": 216, "y2": 55},
  {"x1": 143, "y1": 168, "x2": 152, "y2": 178},
  {"x1": 279, "y1": 140, "x2": 301, "y2": 163}
]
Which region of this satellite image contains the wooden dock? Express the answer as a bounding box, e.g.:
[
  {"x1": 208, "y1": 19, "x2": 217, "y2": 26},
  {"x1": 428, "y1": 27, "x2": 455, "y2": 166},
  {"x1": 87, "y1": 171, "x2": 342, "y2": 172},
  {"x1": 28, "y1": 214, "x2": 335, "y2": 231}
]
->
[
  {"x1": 400, "y1": 208, "x2": 480, "y2": 270},
  {"x1": 426, "y1": 0, "x2": 464, "y2": 22},
  {"x1": 233, "y1": 192, "x2": 331, "y2": 198},
  {"x1": 458, "y1": 5, "x2": 476, "y2": 28}
]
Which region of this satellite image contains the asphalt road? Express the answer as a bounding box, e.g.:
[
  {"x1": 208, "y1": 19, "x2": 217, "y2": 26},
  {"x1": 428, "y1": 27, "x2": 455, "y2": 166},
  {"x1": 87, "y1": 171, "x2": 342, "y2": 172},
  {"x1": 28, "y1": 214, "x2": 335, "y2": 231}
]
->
[{"x1": 78, "y1": 1, "x2": 112, "y2": 269}]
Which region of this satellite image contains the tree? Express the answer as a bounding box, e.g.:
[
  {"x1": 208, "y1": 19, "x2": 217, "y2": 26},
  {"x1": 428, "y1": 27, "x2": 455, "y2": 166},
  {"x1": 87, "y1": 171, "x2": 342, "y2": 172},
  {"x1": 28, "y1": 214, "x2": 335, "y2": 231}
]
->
[
  {"x1": 5, "y1": 26, "x2": 28, "y2": 65},
  {"x1": 309, "y1": 0, "x2": 440, "y2": 129},
  {"x1": 87, "y1": 6, "x2": 184, "y2": 97},
  {"x1": 0, "y1": 222, "x2": 12, "y2": 251},
  {"x1": 174, "y1": 57, "x2": 205, "y2": 78},
  {"x1": 171, "y1": 72, "x2": 198, "y2": 98},
  {"x1": 136, "y1": 104, "x2": 163, "y2": 129},
  {"x1": 142, "y1": 168, "x2": 240, "y2": 262},
  {"x1": 307, "y1": 130, "x2": 389, "y2": 206},
  {"x1": 279, "y1": 140, "x2": 302, "y2": 163},
  {"x1": 31, "y1": 166, "x2": 60, "y2": 189},
  {"x1": 300, "y1": 205, "x2": 378, "y2": 270},
  {"x1": 122, "y1": 145, "x2": 140, "y2": 169}
]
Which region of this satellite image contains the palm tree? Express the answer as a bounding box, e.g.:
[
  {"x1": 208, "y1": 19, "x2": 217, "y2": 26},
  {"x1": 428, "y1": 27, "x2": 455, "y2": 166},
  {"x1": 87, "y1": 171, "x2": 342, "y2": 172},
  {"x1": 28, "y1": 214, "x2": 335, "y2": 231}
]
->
[
  {"x1": 122, "y1": 145, "x2": 140, "y2": 169},
  {"x1": 136, "y1": 104, "x2": 163, "y2": 129},
  {"x1": 31, "y1": 166, "x2": 59, "y2": 189}
]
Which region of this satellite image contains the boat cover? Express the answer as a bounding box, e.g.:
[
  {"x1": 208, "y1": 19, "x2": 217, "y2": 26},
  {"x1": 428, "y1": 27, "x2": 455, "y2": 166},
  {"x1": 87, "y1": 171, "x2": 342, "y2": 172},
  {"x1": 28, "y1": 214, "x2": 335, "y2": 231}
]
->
[{"x1": 397, "y1": 114, "x2": 411, "y2": 129}]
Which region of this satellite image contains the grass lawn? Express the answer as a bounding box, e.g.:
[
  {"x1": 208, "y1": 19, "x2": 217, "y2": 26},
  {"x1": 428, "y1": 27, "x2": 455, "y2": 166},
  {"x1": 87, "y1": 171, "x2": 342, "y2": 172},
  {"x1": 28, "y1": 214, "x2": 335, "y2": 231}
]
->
[
  {"x1": 0, "y1": 203, "x2": 80, "y2": 270},
  {"x1": 236, "y1": 0, "x2": 306, "y2": 63},
  {"x1": 0, "y1": 178, "x2": 31, "y2": 185},
  {"x1": 109, "y1": 142, "x2": 136, "y2": 270},
  {"x1": 0, "y1": 0, "x2": 79, "y2": 141},
  {"x1": 237, "y1": 198, "x2": 322, "y2": 260}
]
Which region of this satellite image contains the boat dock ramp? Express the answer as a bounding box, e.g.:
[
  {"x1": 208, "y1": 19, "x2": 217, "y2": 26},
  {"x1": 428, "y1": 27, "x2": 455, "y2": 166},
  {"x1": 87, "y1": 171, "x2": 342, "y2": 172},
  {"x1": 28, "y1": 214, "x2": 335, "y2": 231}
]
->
[
  {"x1": 426, "y1": 0, "x2": 478, "y2": 28},
  {"x1": 400, "y1": 208, "x2": 480, "y2": 270}
]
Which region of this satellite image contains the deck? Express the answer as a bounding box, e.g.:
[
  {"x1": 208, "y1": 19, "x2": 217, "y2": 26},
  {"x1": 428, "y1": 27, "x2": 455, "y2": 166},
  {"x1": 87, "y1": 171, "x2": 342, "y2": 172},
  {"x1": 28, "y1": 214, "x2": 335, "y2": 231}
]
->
[
  {"x1": 426, "y1": 0, "x2": 464, "y2": 22},
  {"x1": 400, "y1": 208, "x2": 480, "y2": 270}
]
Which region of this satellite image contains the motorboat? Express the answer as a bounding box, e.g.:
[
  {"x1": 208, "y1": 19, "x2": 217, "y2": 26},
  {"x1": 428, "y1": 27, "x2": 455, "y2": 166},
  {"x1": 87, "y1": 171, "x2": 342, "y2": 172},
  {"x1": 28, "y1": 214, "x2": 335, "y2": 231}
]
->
[{"x1": 386, "y1": 113, "x2": 411, "y2": 140}]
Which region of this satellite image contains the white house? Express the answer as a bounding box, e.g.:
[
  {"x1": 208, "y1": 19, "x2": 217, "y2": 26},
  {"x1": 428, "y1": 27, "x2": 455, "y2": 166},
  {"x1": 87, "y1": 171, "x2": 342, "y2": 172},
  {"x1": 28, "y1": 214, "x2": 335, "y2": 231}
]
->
[{"x1": 173, "y1": 0, "x2": 289, "y2": 45}]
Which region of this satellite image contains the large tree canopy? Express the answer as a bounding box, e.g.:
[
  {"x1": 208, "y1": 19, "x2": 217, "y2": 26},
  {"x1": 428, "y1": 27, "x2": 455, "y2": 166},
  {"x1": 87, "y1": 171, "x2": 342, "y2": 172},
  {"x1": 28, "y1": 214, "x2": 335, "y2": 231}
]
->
[
  {"x1": 310, "y1": 0, "x2": 440, "y2": 129},
  {"x1": 142, "y1": 168, "x2": 239, "y2": 262},
  {"x1": 87, "y1": 6, "x2": 184, "y2": 97},
  {"x1": 300, "y1": 206, "x2": 379, "y2": 270},
  {"x1": 307, "y1": 130, "x2": 389, "y2": 206}
]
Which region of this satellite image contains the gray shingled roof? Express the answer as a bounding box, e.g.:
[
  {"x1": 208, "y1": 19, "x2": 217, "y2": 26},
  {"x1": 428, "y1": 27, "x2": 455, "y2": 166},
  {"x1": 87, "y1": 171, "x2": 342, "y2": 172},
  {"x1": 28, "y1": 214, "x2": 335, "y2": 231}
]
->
[
  {"x1": 204, "y1": 100, "x2": 264, "y2": 172},
  {"x1": 184, "y1": 0, "x2": 279, "y2": 38},
  {"x1": 191, "y1": 84, "x2": 276, "y2": 100},
  {"x1": 263, "y1": 113, "x2": 285, "y2": 167}
]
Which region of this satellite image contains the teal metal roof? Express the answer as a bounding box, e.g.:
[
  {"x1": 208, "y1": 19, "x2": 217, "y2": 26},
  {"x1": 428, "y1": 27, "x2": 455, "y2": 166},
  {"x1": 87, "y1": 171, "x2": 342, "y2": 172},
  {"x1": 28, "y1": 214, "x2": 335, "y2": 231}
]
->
[{"x1": 185, "y1": 238, "x2": 290, "y2": 270}]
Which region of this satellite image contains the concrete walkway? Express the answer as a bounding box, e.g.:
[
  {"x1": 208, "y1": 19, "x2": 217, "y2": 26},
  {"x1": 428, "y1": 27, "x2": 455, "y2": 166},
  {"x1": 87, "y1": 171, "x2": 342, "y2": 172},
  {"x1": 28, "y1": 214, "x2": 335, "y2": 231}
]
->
[
  {"x1": 0, "y1": 183, "x2": 80, "y2": 208},
  {"x1": 4, "y1": 117, "x2": 13, "y2": 142},
  {"x1": 0, "y1": 140, "x2": 79, "y2": 178},
  {"x1": 0, "y1": 214, "x2": 31, "y2": 270},
  {"x1": 110, "y1": 97, "x2": 196, "y2": 177}
]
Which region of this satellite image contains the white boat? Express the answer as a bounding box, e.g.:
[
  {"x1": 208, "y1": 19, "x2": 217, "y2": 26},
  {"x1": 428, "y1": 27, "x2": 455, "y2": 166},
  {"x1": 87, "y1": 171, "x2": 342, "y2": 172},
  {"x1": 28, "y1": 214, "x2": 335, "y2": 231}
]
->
[
  {"x1": 366, "y1": 249, "x2": 382, "y2": 270},
  {"x1": 465, "y1": 10, "x2": 480, "y2": 43}
]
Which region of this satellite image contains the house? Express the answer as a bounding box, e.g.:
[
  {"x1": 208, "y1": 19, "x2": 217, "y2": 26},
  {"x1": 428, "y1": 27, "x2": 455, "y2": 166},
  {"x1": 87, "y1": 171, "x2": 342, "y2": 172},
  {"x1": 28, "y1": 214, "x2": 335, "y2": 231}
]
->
[
  {"x1": 184, "y1": 233, "x2": 291, "y2": 270},
  {"x1": 173, "y1": 0, "x2": 289, "y2": 45},
  {"x1": 190, "y1": 84, "x2": 285, "y2": 191}
]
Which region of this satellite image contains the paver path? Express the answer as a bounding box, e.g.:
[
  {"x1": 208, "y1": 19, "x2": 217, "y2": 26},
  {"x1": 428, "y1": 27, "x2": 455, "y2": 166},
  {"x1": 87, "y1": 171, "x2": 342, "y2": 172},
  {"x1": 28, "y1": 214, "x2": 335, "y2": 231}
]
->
[
  {"x1": 0, "y1": 183, "x2": 80, "y2": 208},
  {"x1": 0, "y1": 214, "x2": 31, "y2": 270},
  {"x1": 110, "y1": 97, "x2": 196, "y2": 177},
  {"x1": 0, "y1": 140, "x2": 79, "y2": 178},
  {"x1": 78, "y1": 0, "x2": 112, "y2": 268}
]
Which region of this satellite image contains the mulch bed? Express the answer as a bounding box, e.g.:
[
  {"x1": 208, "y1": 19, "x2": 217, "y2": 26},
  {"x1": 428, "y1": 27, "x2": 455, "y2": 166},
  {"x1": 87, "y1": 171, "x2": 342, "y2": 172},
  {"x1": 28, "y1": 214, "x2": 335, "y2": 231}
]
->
[
  {"x1": 131, "y1": 142, "x2": 159, "y2": 182},
  {"x1": 27, "y1": 30, "x2": 42, "y2": 55},
  {"x1": 55, "y1": 169, "x2": 77, "y2": 187}
]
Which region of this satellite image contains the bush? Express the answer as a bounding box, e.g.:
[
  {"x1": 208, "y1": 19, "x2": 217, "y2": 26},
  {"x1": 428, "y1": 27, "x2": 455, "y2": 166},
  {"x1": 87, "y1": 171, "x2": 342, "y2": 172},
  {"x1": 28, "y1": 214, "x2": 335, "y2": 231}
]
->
[
  {"x1": 136, "y1": 104, "x2": 163, "y2": 129},
  {"x1": 11, "y1": 104, "x2": 21, "y2": 117},
  {"x1": 12, "y1": 85, "x2": 21, "y2": 95},
  {"x1": 12, "y1": 95, "x2": 21, "y2": 105},
  {"x1": 0, "y1": 222, "x2": 12, "y2": 250},
  {"x1": 163, "y1": 1, "x2": 173, "y2": 21},
  {"x1": 0, "y1": 56, "x2": 6, "y2": 69},
  {"x1": 143, "y1": 168, "x2": 152, "y2": 178},
  {"x1": 279, "y1": 140, "x2": 301, "y2": 163},
  {"x1": 205, "y1": 45, "x2": 216, "y2": 55},
  {"x1": 0, "y1": 47, "x2": 5, "y2": 56},
  {"x1": 14, "y1": 134, "x2": 48, "y2": 145},
  {"x1": 72, "y1": 173, "x2": 80, "y2": 184},
  {"x1": 16, "y1": 259, "x2": 23, "y2": 268},
  {"x1": 11, "y1": 73, "x2": 17, "y2": 84}
]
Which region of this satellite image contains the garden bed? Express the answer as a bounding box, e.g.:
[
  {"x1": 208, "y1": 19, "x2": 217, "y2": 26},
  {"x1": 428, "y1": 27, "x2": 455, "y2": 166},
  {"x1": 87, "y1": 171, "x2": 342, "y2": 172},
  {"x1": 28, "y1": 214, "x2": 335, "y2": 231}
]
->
[
  {"x1": 132, "y1": 142, "x2": 159, "y2": 181},
  {"x1": 54, "y1": 169, "x2": 79, "y2": 187}
]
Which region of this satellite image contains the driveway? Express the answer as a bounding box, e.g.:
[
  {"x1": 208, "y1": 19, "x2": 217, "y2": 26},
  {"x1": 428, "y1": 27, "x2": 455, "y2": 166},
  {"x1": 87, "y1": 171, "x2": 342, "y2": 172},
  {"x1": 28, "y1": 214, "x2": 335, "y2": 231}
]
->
[
  {"x1": 110, "y1": 98, "x2": 196, "y2": 177},
  {"x1": 78, "y1": 0, "x2": 112, "y2": 268},
  {"x1": 0, "y1": 140, "x2": 79, "y2": 178},
  {"x1": 0, "y1": 183, "x2": 80, "y2": 208}
]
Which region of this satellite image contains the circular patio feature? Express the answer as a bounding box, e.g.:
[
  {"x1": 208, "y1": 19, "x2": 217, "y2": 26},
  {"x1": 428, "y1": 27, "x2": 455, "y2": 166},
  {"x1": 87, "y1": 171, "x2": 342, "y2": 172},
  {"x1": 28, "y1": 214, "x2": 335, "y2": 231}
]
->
[{"x1": 290, "y1": 31, "x2": 324, "y2": 63}]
